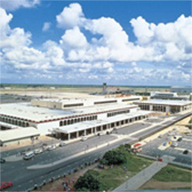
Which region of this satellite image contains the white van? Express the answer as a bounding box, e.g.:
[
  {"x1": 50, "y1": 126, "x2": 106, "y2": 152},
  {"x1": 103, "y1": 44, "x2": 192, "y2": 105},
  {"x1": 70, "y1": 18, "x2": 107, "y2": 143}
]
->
[{"x1": 23, "y1": 151, "x2": 34, "y2": 160}]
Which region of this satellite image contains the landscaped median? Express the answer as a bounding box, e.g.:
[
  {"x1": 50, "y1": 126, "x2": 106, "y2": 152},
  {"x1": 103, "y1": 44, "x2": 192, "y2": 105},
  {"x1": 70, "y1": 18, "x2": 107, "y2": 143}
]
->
[
  {"x1": 74, "y1": 144, "x2": 153, "y2": 192},
  {"x1": 30, "y1": 144, "x2": 191, "y2": 192},
  {"x1": 31, "y1": 144, "x2": 153, "y2": 192},
  {"x1": 140, "y1": 164, "x2": 192, "y2": 190}
]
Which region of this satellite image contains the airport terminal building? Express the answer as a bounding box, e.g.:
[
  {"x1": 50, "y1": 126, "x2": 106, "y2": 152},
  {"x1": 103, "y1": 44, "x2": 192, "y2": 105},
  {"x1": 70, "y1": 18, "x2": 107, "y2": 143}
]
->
[
  {"x1": 1, "y1": 95, "x2": 191, "y2": 146},
  {"x1": 0, "y1": 96, "x2": 152, "y2": 145}
]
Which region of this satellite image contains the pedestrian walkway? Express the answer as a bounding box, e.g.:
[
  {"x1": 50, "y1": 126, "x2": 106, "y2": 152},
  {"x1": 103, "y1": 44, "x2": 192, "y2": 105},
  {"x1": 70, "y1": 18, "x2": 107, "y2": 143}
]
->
[
  {"x1": 5, "y1": 154, "x2": 23, "y2": 161},
  {"x1": 113, "y1": 160, "x2": 168, "y2": 191}
]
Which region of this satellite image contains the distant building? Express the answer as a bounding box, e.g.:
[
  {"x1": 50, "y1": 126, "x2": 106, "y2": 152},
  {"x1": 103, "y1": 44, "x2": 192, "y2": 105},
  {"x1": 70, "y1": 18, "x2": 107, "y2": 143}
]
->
[
  {"x1": 150, "y1": 92, "x2": 189, "y2": 100},
  {"x1": 134, "y1": 99, "x2": 192, "y2": 113},
  {"x1": 171, "y1": 86, "x2": 191, "y2": 93}
]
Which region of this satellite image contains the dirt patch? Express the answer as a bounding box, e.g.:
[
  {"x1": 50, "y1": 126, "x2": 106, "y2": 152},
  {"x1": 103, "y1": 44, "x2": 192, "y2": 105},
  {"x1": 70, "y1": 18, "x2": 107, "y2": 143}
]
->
[
  {"x1": 33, "y1": 164, "x2": 97, "y2": 192},
  {"x1": 140, "y1": 179, "x2": 192, "y2": 189}
]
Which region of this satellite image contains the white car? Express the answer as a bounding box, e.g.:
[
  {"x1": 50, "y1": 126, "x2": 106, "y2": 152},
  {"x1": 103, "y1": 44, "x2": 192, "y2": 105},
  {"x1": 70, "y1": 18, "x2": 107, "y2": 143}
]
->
[
  {"x1": 47, "y1": 145, "x2": 56, "y2": 151},
  {"x1": 171, "y1": 142, "x2": 178, "y2": 147},
  {"x1": 81, "y1": 136, "x2": 87, "y2": 141},
  {"x1": 34, "y1": 148, "x2": 43, "y2": 154}
]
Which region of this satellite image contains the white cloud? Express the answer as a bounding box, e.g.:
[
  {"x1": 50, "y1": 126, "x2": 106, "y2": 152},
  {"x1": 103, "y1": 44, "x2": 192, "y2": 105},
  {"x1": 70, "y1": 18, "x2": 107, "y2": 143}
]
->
[
  {"x1": 0, "y1": 8, "x2": 32, "y2": 50},
  {"x1": 1, "y1": 3, "x2": 191, "y2": 86},
  {"x1": 0, "y1": 8, "x2": 12, "y2": 36},
  {"x1": 42, "y1": 22, "x2": 51, "y2": 32},
  {"x1": 0, "y1": 0, "x2": 40, "y2": 11},
  {"x1": 56, "y1": 3, "x2": 84, "y2": 29},
  {"x1": 43, "y1": 40, "x2": 65, "y2": 66},
  {"x1": 130, "y1": 15, "x2": 192, "y2": 62},
  {"x1": 60, "y1": 27, "x2": 87, "y2": 49}
]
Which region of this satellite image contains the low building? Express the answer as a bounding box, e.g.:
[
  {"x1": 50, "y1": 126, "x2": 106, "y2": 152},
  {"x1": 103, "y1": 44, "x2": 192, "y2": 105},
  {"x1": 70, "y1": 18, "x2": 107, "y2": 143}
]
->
[
  {"x1": 0, "y1": 127, "x2": 40, "y2": 146},
  {"x1": 150, "y1": 92, "x2": 189, "y2": 100},
  {"x1": 171, "y1": 86, "x2": 191, "y2": 93},
  {"x1": 134, "y1": 99, "x2": 192, "y2": 113},
  {"x1": 31, "y1": 96, "x2": 141, "y2": 110}
]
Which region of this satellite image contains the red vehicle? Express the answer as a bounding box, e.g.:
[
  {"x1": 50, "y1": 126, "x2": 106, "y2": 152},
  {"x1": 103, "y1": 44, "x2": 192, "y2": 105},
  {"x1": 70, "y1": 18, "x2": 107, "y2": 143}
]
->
[{"x1": 0, "y1": 182, "x2": 13, "y2": 190}]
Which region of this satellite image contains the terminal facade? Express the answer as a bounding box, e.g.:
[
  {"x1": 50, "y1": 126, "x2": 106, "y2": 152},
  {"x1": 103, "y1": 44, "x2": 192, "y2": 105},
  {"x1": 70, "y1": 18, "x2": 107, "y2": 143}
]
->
[{"x1": 0, "y1": 95, "x2": 191, "y2": 145}]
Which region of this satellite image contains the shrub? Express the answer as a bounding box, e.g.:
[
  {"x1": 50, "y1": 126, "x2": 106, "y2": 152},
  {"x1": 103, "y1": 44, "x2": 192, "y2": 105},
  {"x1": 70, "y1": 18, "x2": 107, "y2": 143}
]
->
[{"x1": 74, "y1": 170, "x2": 100, "y2": 191}]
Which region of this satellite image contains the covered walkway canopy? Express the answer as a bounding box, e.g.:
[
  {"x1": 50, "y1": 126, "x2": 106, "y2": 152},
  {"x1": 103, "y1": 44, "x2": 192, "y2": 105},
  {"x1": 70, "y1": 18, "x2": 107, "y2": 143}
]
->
[{"x1": 0, "y1": 127, "x2": 40, "y2": 146}]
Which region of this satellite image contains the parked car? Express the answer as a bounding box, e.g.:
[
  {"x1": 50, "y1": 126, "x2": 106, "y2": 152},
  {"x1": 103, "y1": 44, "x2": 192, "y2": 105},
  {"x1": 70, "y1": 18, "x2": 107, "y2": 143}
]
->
[
  {"x1": 171, "y1": 142, "x2": 178, "y2": 147},
  {"x1": 81, "y1": 136, "x2": 87, "y2": 141},
  {"x1": 183, "y1": 150, "x2": 189, "y2": 155},
  {"x1": 34, "y1": 148, "x2": 43, "y2": 154},
  {"x1": 59, "y1": 142, "x2": 66, "y2": 147},
  {"x1": 177, "y1": 137, "x2": 182, "y2": 142},
  {"x1": 23, "y1": 151, "x2": 34, "y2": 160},
  {"x1": 0, "y1": 158, "x2": 6, "y2": 163},
  {"x1": 47, "y1": 145, "x2": 56, "y2": 151},
  {"x1": 0, "y1": 182, "x2": 13, "y2": 190}
]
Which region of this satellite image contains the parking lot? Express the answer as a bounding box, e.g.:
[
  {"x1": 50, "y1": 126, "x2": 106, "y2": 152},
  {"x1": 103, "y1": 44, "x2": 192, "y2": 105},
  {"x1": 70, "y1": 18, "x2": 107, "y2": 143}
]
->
[{"x1": 141, "y1": 130, "x2": 192, "y2": 166}]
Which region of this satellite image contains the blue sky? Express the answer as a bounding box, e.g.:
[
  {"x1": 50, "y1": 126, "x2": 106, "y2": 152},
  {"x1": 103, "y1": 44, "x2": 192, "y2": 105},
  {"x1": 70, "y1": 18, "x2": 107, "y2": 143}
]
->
[{"x1": 0, "y1": 0, "x2": 191, "y2": 86}]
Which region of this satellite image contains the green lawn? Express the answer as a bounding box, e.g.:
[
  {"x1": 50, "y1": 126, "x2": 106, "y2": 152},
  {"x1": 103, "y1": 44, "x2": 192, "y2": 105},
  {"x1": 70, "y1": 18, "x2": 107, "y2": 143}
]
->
[
  {"x1": 96, "y1": 156, "x2": 153, "y2": 191},
  {"x1": 152, "y1": 165, "x2": 192, "y2": 182}
]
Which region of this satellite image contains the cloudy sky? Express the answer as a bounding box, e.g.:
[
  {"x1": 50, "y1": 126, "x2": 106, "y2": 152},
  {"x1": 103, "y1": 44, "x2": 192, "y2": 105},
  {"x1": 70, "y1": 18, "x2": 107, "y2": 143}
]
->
[{"x1": 0, "y1": 0, "x2": 191, "y2": 86}]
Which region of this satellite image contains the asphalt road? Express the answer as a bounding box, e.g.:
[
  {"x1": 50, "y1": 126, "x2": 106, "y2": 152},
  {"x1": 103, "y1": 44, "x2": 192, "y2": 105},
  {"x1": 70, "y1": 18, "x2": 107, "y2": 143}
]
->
[
  {"x1": 141, "y1": 127, "x2": 192, "y2": 166},
  {"x1": 1, "y1": 111, "x2": 191, "y2": 191}
]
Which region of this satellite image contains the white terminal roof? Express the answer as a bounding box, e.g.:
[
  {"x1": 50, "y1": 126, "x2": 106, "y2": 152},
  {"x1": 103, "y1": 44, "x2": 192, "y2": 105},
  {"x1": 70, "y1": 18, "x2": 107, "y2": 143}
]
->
[
  {"x1": 32, "y1": 96, "x2": 140, "y2": 104},
  {"x1": 54, "y1": 110, "x2": 150, "y2": 134},
  {"x1": 135, "y1": 99, "x2": 192, "y2": 106},
  {"x1": 0, "y1": 127, "x2": 40, "y2": 143},
  {"x1": 0, "y1": 102, "x2": 138, "y2": 122}
]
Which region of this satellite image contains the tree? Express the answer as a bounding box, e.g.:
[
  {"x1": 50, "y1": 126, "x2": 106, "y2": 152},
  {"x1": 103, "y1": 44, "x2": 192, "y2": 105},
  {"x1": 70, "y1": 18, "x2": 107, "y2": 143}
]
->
[
  {"x1": 103, "y1": 147, "x2": 127, "y2": 165},
  {"x1": 74, "y1": 170, "x2": 100, "y2": 191}
]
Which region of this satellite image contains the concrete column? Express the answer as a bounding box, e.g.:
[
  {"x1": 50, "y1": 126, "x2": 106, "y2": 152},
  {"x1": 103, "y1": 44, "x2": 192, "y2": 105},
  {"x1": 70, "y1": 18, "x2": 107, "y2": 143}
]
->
[
  {"x1": 166, "y1": 106, "x2": 170, "y2": 113},
  {"x1": 84, "y1": 130, "x2": 86, "y2": 136},
  {"x1": 149, "y1": 105, "x2": 153, "y2": 111},
  {"x1": 68, "y1": 133, "x2": 71, "y2": 140},
  {"x1": 76, "y1": 131, "x2": 79, "y2": 138},
  {"x1": 101, "y1": 126, "x2": 103, "y2": 131}
]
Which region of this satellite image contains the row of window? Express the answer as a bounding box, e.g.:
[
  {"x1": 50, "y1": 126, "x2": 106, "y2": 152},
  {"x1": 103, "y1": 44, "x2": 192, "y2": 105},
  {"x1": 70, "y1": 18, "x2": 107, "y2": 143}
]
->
[
  {"x1": 107, "y1": 109, "x2": 130, "y2": 117},
  {"x1": 59, "y1": 115, "x2": 98, "y2": 126},
  {"x1": 122, "y1": 98, "x2": 139, "y2": 102},
  {"x1": 0, "y1": 116, "x2": 29, "y2": 127},
  {"x1": 63, "y1": 103, "x2": 84, "y2": 108},
  {"x1": 138, "y1": 104, "x2": 150, "y2": 110},
  {"x1": 94, "y1": 100, "x2": 117, "y2": 105},
  {"x1": 152, "y1": 105, "x2": 166, "y2": 112}
]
